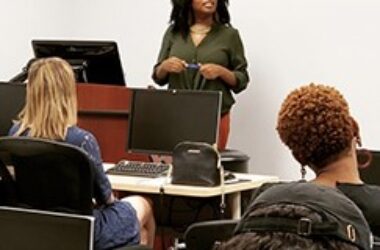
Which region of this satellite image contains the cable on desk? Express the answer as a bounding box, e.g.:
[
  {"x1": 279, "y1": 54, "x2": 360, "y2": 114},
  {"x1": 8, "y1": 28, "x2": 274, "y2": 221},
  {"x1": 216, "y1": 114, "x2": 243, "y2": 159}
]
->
[{"x1": 158, "y1": 185, "x2": 166, "y2": 250}]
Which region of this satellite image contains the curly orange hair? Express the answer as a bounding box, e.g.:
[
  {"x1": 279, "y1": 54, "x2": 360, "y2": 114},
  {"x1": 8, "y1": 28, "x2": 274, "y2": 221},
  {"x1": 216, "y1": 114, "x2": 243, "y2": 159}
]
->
[{"x1": 276, "y1": 83, "x2": 360, "y2": 169}]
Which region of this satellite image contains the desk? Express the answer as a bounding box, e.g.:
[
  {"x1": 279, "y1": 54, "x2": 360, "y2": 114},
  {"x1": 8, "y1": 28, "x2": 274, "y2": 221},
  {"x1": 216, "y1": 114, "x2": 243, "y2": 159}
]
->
[{"x1": 105, "y1": 164, "x2": 278, "y2": 219}]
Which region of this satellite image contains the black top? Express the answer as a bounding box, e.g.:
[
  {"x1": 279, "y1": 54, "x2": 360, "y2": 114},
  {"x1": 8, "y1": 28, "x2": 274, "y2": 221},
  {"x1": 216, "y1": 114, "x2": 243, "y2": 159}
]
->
[
  {"x1": 237, "y1": 182, "x2": 372, "y2": 250},
  {"x1": 337, "y1": 183, "x2": 380, "y2": 237},
  {"x1": 246, "y1": 181, "x2": 380, "y2": 238}
]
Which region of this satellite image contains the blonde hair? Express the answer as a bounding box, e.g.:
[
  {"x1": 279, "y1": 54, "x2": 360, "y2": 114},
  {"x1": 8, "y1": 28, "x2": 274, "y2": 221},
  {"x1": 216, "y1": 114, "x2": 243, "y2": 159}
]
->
[{"x1": 15, "y1": 57, "x2": 77, "y2": 140}]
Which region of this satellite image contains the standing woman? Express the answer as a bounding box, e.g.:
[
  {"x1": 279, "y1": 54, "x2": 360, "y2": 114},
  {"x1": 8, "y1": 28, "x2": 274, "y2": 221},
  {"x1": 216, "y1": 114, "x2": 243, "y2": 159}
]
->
[
  {"x1": 9, "y1": 57, "x2": 155, "y2": 249},
  {"x1": 153, "y1": 0, "x2": 249, "y2": 150}
]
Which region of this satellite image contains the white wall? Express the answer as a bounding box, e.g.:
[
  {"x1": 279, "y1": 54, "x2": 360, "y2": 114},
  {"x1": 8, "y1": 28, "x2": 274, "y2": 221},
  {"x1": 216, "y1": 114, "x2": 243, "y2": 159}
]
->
[
  {"x1": 1, "y1": 0, "x2": 379, "y2": 180},
  {"x1": 0, "y1": 1, "x2": 75, "y2": 79},
  {"x1": 228, "y1": 0, "x2": 380, "y2": 179}
]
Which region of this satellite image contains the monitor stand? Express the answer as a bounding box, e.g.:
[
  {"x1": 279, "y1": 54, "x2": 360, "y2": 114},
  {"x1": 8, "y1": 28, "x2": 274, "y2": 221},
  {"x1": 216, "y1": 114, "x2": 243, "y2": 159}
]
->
[{"x1": 68, "y1": 59, "x2": 88, "y2": 83}]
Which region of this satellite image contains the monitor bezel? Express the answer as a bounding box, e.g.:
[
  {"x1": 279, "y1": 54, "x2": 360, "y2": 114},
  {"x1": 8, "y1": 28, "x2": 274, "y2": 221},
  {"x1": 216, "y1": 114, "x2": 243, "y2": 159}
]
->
[
  {"x1": 32, "y1": 40, "x2": 126, "y2": 86},
  {"x1": 127, "y1": 88, "x2": 222, "y2": 155}
]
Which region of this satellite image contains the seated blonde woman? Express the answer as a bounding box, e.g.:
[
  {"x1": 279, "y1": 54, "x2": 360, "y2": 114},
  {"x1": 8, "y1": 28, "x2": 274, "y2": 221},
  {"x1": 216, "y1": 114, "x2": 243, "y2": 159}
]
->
[{"x1": 9, "y1": 57, "x2": 155, "y2": 249}]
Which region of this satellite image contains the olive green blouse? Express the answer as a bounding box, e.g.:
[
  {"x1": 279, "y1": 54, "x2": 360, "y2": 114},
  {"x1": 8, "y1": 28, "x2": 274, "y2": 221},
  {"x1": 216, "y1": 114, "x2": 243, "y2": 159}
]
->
[{"x1": 153, "y1": 23, "x2": 249, "y2": 114}]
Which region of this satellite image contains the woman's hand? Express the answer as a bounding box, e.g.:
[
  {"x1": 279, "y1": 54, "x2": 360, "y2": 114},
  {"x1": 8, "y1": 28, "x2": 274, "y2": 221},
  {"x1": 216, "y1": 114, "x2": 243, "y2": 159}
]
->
[
  {"x1": 200, "y1": 63, "x2": 237, "y2": 86},
  {"x1": 199, "y1": 63, "x2": 223, "y2": 80},
  {"x1": 156, "y1": 57, "x2": 186, "y2": 80}
]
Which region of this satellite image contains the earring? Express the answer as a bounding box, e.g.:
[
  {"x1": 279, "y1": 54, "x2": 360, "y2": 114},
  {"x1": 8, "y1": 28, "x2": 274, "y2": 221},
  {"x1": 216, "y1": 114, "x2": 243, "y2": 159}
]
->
[
  {"x1": 300, "y1": 165, "x2": 306, "y2": 180},
  {"x1": 355, "y1": 136, "x2": 362, "y2": 147}
]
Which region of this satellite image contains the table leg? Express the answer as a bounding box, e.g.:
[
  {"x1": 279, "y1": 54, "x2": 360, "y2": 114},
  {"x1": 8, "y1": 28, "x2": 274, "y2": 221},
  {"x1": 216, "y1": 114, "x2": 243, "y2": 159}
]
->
[{"x1": 228, "y1": 192, "x2": 241, "y2": 219}]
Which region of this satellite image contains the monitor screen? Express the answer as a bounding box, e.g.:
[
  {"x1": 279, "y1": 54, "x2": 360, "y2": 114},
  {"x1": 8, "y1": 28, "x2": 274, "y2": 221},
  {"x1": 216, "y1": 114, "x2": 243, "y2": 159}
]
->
[
  {"x1": 0, "y1": 82, "x2": 26, "y2": 136},
  {"x1": 127, "y1": 89, "x2": 221, "y2": 155},
  {"x1": 32, "y1": 40, "x2": 125, "y2": 86},
  {"x1": 0, "y1": 206, "x2": 94, "y2": 250}
]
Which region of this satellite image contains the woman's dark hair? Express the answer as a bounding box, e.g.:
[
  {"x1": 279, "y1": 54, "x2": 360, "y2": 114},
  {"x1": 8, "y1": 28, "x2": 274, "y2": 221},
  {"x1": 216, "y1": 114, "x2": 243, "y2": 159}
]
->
[
  {"x1": 215, "y1": 204, "x2": 359, "y2": 250},
  {"x1": 170, "y1": 0, "x2": 230, "y2": 37}
]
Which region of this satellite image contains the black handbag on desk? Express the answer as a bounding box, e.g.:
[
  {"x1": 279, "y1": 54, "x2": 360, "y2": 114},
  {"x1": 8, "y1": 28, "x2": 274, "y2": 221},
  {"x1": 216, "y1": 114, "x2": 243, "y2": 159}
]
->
[{"x1": 172, "y1": 141, "x2": 222, "y2": 187}]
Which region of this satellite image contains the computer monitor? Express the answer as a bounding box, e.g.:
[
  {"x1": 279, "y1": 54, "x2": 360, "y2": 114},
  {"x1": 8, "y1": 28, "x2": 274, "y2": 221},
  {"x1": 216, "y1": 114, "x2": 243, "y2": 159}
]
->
[
  {"x1": 0, "y1": 82, "x2": 26, "y2": 136},
  {"x1": 127, "y1": 89, "x2": 222, "y2": 155},
  {"x1": 32, "y1": 40, "x2": 125, "y2": 86},
  {"x1": 0, "y1": 206, "x2": 94, "y2": 250}
]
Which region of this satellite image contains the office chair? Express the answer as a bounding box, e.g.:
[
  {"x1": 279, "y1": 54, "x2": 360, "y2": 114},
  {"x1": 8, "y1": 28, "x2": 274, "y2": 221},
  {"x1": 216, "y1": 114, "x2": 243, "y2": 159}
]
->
[
  {"x1": 0, "y1": 136, "x2": 94, "y2": 215},
  {"x1": 184, "y1": 219, "x2": 238, "y2": 250},
  {"x1": 0, "y1": 137, "x2": 152, "y2": 250}
]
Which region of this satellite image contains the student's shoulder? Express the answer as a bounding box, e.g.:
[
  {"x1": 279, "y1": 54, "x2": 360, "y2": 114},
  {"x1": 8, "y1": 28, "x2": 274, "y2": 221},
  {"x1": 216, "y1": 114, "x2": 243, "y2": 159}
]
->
[
  {"x1": 249, "y1": 181, "x2": 290, "y2": 202},
  {"x1": 8, "y1": 123, "x2": 20, "y2": 136},
  {"x1": 66, "y1": 126, "x2": 97, "y2": 145}
]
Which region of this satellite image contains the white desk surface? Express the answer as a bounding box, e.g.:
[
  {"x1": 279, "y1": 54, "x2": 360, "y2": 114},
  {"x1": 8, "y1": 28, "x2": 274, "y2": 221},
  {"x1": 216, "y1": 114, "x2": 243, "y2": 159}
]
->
[{"x1": 104, "y1": 163, "x2": 279, "y2": 198}]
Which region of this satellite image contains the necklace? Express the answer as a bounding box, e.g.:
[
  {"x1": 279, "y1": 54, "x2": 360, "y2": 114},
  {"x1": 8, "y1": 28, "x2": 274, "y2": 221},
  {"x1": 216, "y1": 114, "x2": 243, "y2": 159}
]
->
[{"x1": 190, "y1": 24, "x2": 211, "y2": 35}]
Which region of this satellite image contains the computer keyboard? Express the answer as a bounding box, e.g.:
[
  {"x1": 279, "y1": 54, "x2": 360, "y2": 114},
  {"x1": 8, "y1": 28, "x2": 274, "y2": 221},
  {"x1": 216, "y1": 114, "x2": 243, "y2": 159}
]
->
[{"x1": 106, "y1": 160, "x2": 170, "y2": 178}]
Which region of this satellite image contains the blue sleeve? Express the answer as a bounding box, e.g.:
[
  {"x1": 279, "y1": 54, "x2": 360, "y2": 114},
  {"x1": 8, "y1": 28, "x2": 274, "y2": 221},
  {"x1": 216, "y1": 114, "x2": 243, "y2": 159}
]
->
[
  {"x1": 79, "y1": 132, "x2": 113, "y2": 205},
  {"x1": 8, "y1": 123, "x2": 19, "y2": 136}
]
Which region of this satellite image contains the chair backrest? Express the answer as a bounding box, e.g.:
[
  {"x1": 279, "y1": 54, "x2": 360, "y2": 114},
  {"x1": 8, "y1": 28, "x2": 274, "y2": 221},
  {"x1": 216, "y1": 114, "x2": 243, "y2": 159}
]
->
[
  {"x1": 184, "y1": 219, "x2": 238, "y2": 250},
  {"x1": 358, "y1": 149, "x2": 380, "y2": 186},
  {"x1": 0, "y1": 136, "x2": 94, "y2": 215},
  {"x1": 0, "y1": 206, "x2": 94, "y2": 250}
]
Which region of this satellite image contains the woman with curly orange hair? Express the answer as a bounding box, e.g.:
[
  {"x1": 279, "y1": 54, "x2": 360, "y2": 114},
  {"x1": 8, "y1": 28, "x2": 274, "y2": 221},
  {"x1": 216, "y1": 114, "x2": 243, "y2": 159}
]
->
[
  {"x1": 274, "y1": 83, "x2": 380, "y2": 236},
  {"x1": 216, "y1": 83, "x2": 379, "y2": 249},
  {"x1": 277, "y1": 83, "x2": 359, "y2": 177}
]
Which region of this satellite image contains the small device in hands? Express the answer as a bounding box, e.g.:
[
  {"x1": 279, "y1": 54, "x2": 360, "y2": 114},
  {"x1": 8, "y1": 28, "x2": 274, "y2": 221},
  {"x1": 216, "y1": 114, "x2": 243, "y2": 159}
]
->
[{"x1": 186, "y1": 63, "x2": 200, "y2": 70}]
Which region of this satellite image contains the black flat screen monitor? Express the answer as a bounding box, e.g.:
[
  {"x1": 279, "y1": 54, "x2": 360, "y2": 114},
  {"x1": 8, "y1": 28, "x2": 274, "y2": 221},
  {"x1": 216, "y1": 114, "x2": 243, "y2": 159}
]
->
[
  {"x1": 0, "y1": 206, "x2": 94, "y2": 250},
  {"x1": 0, "y1": 82, "x2": 26, "y2": 136},
  {"x1": 127, "y1": 89, "x2": 222, "y2": 155},
  {"x1": 32, "y1": 40, "x2": 125, "y2": 86}
]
